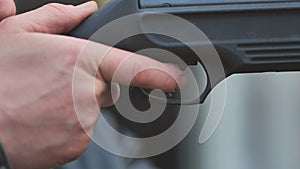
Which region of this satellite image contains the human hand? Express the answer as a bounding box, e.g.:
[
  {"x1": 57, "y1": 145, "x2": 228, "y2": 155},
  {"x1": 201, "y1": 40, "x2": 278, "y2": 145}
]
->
[{"x1": 0, "y1": 1, "x2": 185, "y2": 169}]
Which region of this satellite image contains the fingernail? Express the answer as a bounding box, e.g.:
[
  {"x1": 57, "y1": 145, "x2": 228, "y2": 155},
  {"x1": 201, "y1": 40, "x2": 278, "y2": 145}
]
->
[{"x1": 77, "y1": 1, "x2": 98, "y2": 11}]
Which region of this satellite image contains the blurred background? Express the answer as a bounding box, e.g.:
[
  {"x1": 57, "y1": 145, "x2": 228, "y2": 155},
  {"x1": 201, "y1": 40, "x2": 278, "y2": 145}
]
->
[{"x1": 180, "y1": 72, "x2": 300, "y2": 169}]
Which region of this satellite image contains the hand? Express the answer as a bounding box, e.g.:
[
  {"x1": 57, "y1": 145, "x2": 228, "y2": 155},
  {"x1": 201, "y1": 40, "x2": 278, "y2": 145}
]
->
[{"x1": 0, "y1": 1, "x2": 185, "y2": 169}]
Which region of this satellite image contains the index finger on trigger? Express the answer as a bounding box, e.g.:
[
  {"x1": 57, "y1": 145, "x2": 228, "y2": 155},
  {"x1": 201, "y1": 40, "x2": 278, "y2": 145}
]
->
[{"x1": 78, "y1": 40, "x2": 186, "y2": 92}]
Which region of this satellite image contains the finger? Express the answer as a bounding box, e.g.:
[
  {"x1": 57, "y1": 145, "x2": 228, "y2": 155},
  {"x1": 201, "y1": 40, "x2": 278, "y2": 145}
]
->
[
  {"x1": 78, "y1": 40, "x2": 186, "y2": 92},
  {"x1": 7, "y1": 1, "x2": 97, "y2": 33},
  {"x1": 104, "y1": 49, "x2": 186, "y2": 91},
  {"x1": 0, "y1": 0, "x2": 16, "y2": 21}
]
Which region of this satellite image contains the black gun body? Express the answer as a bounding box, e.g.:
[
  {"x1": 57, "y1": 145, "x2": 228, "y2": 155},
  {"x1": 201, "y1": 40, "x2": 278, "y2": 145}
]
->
[{"x1": 69, "y1": 0, "x2": 300, "y2": 103}]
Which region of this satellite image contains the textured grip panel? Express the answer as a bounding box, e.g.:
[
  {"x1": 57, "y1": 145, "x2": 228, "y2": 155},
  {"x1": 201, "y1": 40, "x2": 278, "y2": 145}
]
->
[{"x1": 238, "y1": 41, "x2": 300, "y2": 62}]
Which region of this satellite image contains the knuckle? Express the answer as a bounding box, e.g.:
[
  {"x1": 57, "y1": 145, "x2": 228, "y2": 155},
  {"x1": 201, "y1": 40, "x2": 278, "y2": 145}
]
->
[
  {"x1": 162, "y1": 75, "x2": 175, "y2": 91},
  {"x1": 132, "y1": 71, "x2": 146, "y2": 86},
  {"x1": 95, "y1": 80, "x2": 107, "y2": 99},
  {"x1": 43, "y1": 3, "x2": 69, "y2": 17},
  {"x1": 42, "y1": 3, "x2": 74, "y2": 31},
  {"x1": 130, "y1": 62, "x2": 147, "y2": 86}
]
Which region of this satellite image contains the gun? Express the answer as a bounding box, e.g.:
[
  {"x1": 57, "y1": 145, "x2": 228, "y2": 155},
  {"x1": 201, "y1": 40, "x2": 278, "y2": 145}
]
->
[{"x1": 69, "y1": 0, "x2": 300, "y2": 104}]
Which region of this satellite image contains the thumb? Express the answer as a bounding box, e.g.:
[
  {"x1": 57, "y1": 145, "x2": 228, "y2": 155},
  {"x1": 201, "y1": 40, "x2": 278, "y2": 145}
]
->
[
  {"x1": 7, "y1": 1, "x2": 97, "y2": 34},
  {"x1": 0, "y1": 0, "x2": 16, "y2": 21}
]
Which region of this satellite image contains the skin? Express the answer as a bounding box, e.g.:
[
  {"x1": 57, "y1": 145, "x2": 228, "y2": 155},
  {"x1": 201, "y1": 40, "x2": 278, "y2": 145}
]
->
[{"x1": 0, "y1": 1, "x2": 185, "y2": 169}]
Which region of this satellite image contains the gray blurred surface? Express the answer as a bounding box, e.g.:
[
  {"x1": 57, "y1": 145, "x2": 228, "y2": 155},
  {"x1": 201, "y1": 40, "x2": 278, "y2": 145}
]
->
[
  {"x1": 57, "y1": 140, "x2": 159, "y2": 169},
  {"x1": 181, "y1": 72, "x2": 300, "y2": 169},
  {"x1": 59, "y1": 69, "x2": 300, "y2": 169}
]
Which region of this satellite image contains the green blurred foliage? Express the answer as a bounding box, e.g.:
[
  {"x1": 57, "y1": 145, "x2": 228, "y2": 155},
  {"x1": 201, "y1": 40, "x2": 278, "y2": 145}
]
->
[{"x1": 94, "y1": 0, "x2": 109, "y2": 7}]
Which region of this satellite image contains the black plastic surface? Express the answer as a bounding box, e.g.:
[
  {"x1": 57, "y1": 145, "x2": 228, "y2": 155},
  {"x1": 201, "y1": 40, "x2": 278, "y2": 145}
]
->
[{"x1": 139, "y1": 0, "x2": 297, "y2": 8}]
